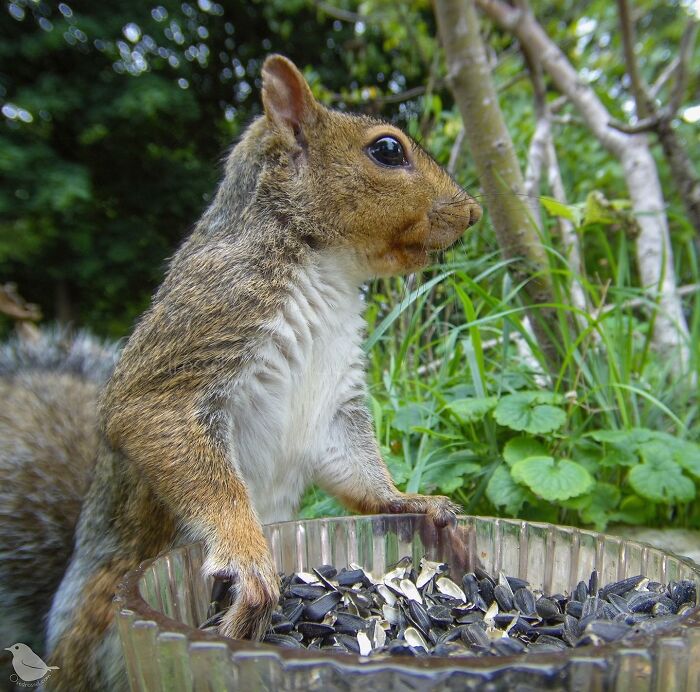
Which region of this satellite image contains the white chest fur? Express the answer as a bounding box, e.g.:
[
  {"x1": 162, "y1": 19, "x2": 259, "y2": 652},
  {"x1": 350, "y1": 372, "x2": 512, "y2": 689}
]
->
[{"x1": 227, "y1": 251, "x2": 367, "y2": 524}]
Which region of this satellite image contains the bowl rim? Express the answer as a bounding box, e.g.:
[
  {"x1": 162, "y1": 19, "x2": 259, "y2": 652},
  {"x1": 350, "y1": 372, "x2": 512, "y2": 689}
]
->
[{"x1": 114, "y1": 514, "x2": 700, "y2": 672}]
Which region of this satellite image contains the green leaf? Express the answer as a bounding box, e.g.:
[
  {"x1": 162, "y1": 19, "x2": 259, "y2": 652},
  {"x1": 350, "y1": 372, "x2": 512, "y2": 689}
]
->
[
  {"x1": 588, "y1": 429, "x2": 641, "y2": 467},
  {"x1": 503, "y1": 436, "x2": 548, "y2": 466},
  {"x1": 590, "y1": 429, "x2": 700, "y2": 477},
  {"x1": 494, "y1": 392, "x2": 566, "y2": 434},
  {"x1": 511, "y1": 456, "x2": 594, "y2": 501},
  {"x1": 612, "y1": 495, "x2": 656, "y2": 525},
  {"x1": 571, "y1": 438, "x2": 605, "y2": 474},
  {"x1": 382, "y1": 448, "x2": 410, "y2": 486},
  {"x1": 486, "y1": 465, "x2": 529, "y2": 515},
  {"x1": 421, "y1": 451, "x2": 481, "y2": 494},
  {"x1": 392, "y1": 403, "x2": 431, "y2": 433},
  {"x1": 579, "y1": 483, "x2": 621, "y2": 531},
  {"x1": 627, "y1": 448, "x2": 695, "y2": 504},
  {"x1": 447, "y1": 396, "x2": 498, "y2": 423},
  {"x1": 644, "y1": 434, "x2": 700, "y2": 479},
  {"x1": 540, "y1": 196, "x2": 583, "y2": 227},
  {"x1": 590, "y1": 428, "x2": 655, "y2": 446}
]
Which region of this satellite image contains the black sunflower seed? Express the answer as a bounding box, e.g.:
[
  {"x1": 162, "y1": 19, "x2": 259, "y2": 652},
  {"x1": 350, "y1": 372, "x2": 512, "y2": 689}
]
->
[
  {"x1": 408, "y1": 600, "x2": 432, "y2": 635},
  {"x1": 491, "y1": 636, "x2": 526, "y2": 655},
  {"x1": 333, "y1": 612, "x2": 369, "y2": 635},
  {"x1": 297, "y1": 621, "x2": 336, "y2": 639},
  {"x1": 513, "y1": 588, "x2": 537, "y2": 617},
  {"x1": 565, "y1": 600, "x2": 583, "y2": 618},
  {"x1": 204, "y1": 559, "x2": 696, "y2": 660},
  {"x1": 599, "y1": 575, "x2": 645, "y2": 599},
  {"x1": 263, "y1": 633, "x2": 303, "y2": 648},
  {"x1": 573, "y1": 581, "x2": 588, "y2": 603},
  {"x1": 670, "y1": 581, "x2": 696, "y2": 608},
  {"x1": 494, "y1": 584, "x2": 514, "y2": 611},
  {"x1": 589, "y1": 571, "x2": 599, "y2": 596},
  {"x1": 337, "y1": 569, "x2": 369, "y2": 587},
  {"x1": 479, "y1": 578, "x2": 495, "y2": 606},
  {"x1": 535, "y1": 597, "x2": 560, "y2": 619},
  {"x1": 315, "y1": 564, "x2": 338, "y2": 580},
  {"x1": 303, "y1": 591, "x2": 343, "y2": 621},
  {"x1": 627, "y1": 592, "x2": 659, "y2": 613},
  {"x1": 289, "y1": 584, "x2": 327, "y2": 600}
]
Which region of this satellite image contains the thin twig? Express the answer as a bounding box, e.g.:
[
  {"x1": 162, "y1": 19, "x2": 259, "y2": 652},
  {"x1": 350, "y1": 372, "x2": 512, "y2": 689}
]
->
[
  {"x1": 447, "y1": 128, "x2": 466, "y2": 176},
  {"x1": 617, "y1": 0, "x2": 653, "y2": 118},
  {"x1": 649, "y1": 56, "x2": 680, "y2": 100},
  {"x1": 313, "y1": 1, "x2": 363, "y2": 23}
]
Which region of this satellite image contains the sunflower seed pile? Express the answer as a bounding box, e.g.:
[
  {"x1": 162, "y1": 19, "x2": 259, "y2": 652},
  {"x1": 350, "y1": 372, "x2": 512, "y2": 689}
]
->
[{"x1": 202, "y1": 557, "x2": 697, "y2": 658}]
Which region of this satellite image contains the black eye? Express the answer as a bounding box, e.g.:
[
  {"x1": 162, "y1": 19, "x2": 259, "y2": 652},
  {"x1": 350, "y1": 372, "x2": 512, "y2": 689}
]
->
[{"x1": 367, "y1": 136, "x2": 408, "y2": 167}]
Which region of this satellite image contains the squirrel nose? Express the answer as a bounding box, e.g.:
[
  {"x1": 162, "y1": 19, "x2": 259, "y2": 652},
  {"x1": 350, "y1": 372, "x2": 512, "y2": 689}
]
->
[{"x1": 467, "y1": 202, "x2": 482, "y2": 227}]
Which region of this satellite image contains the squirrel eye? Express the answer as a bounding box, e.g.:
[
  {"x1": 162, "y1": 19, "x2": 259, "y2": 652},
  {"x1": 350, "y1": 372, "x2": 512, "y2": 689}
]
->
[{"x1": 367, "y1": 136, "x2": 408, "y2": 167}]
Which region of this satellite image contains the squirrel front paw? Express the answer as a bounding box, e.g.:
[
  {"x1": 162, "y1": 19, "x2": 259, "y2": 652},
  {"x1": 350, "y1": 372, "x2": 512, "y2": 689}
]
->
[
  {"x1": 204, "y1": 553, "x2": 280, "y2": 641},
  {"x1": 386, "y1": 493, "x2": 461, "y2": 528}
]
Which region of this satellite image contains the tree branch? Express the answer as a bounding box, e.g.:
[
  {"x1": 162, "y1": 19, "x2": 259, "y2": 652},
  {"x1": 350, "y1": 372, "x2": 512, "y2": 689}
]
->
[
  {"x1": 312, "y1": 1, "x2": 363, "y2": 23},
  {"x1": 447, "y1": 127, "x2": 466, "y2": 175},
  {"x1": 649, "y1": 55, "x2": 680, "y2": 100},
  {"x1": 668, "y1": 19, "x2": 699, "y2": 118},
  {"x1": 616, "y1": 0, "x2": 653, "y2": 118}
]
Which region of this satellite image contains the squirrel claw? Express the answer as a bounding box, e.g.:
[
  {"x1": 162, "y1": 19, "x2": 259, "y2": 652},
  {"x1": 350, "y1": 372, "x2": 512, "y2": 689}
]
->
[
  {"x1": 209, "y1": 559, "x2": 280, "y2": 642},
  {"x1": 387, "y1": 493, "x2": 461, "y2": 529}
]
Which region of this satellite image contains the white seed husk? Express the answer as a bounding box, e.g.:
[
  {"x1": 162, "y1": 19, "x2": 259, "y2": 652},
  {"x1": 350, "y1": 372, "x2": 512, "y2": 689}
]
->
[
  {"x1": 295, "y1": 572, "x2": 319, "y2": 584},
  {"x1": 400, "y1": 578, "x2": 423, "y2": 603},
  {"x1": 371, "y1": 619, "x2": 386, "y2": 649},
  {"x1": 484, "y1": 600, "x2": 499, "y2": 627},
  {"x1": 382, "y1": 604, "x2": 400, "y2": 625},
  {"x1": 377, "y1": 584, "x2": 397, "y2": 607},
  {"x1": 416, "y1": 558, "x2": 444, "y2": 589},
  {"x1": 404, "y1": 626, "x2": 429, "y2": 650},
  {"x1": 357, "y1": 630, "x2": 372, "y2": 656},
  {"x1": 384, "y1": 565, "x2": 408, "y2": 585},
  {"x1": 436, "y1": 577, "x2": 467, "y2": 603}
]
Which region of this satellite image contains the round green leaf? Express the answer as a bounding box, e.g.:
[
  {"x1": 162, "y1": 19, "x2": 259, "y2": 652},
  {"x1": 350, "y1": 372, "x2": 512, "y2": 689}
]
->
[
  {"x1": 495, "y1": 393, "x2": 566, "y2": 434},
  {"x1": 486, "y1": 465, "x2": 529, "y2": 515},
  {"x1": 447, "y1": 397, "x2": 498, "y2": 423},
  {"x1": 647, "y1": 434, "x2": 700, "y2": 479},
  {"x1": 503, "y1": 436, "x2": 548, "y2": 466},
  {"x1": 627, "y1": 453, "x2": 696, "y2": 504},
  {"x1": 510, "y1": 456, "x2": 594, "y2": 502}
]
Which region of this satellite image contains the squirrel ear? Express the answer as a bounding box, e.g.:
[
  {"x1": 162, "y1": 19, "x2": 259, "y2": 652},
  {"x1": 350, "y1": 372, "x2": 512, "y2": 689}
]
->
[{"x1": 261, "y1": 55, "x2": 318, "y2": 134}]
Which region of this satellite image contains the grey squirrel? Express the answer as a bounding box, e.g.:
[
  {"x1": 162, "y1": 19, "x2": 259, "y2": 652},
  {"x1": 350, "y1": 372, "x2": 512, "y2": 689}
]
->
[{"x1": 0, "y1": 55, "x2": 481, "y2": 690}]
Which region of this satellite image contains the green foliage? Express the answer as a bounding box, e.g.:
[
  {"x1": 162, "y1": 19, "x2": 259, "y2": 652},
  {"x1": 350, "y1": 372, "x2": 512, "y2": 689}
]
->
[
  {"x1": 493, "y1": 392, "x2": 567, "y2": 435},
  {"x1": 510, "y1": 457, "x2": 594, "y2": 502}
]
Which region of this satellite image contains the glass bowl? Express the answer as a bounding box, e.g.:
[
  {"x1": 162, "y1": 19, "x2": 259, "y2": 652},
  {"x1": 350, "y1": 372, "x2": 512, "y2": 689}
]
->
[{"x1": 114, "y1": 514, "x2": 700, "y2": 691}]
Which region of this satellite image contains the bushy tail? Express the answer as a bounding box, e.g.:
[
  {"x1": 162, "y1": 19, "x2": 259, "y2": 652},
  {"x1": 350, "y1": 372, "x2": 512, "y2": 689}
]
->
[{"x1": 0, "y1": 327, "x2": 119, "y2": 654}]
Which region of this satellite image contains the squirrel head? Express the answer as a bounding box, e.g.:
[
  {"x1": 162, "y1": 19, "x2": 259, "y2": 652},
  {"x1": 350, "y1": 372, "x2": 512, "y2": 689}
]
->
[{"x1": 224, "y1": 55, "x2": 481, "y2": 279}]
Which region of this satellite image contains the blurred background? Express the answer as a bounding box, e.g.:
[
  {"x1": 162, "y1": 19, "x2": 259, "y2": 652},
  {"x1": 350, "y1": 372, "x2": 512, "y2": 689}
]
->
[{"x1": 1, "y1": 0, "x2": 699, "y2": 532}]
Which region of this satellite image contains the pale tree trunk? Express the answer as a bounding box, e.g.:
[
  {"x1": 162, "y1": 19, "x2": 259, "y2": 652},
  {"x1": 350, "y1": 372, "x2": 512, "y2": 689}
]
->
[
  {"x1": 616, "y1": 0, "x2": 700, "y2": 235},
  {"x1": 433, "y1": 0, "x2": 561, "y2": 370},
  {"x1": 522, "y1": 49, "x2": 588, "y2": 322},
  {"x1": 544, "y1": 136, "x2": 588, "y2": 322},
  {"x1": 477, "y1": 0, "x2": 690, "y2": 369}
]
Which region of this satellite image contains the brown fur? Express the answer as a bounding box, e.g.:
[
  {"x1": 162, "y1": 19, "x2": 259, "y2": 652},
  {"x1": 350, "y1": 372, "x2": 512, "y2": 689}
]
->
[
  {"x1": 2, "y1": 55, "x2": 481, "y2": 690},
  {"x1": 0, "y1": 330, "x2": 117, "y2": 658}
]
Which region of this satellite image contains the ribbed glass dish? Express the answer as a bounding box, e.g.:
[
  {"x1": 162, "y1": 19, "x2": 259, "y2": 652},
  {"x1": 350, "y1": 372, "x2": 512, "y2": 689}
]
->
[{"x1": 115, "y1": 514, "x2": 700, "y2": 691}]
